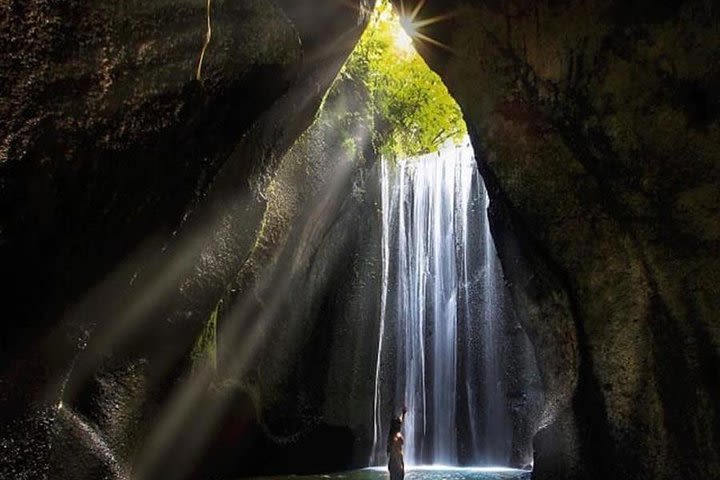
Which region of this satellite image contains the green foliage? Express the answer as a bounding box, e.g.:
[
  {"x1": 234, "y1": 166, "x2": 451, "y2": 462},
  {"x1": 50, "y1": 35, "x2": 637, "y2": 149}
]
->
[{"x1": 342, "y1": 0, "x2": 466, "y2": 157}]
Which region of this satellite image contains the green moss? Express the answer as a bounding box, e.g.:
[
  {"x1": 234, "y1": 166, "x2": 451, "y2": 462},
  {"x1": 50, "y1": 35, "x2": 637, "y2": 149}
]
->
[{"x1": 190, "y1": 301, "x2": 219, "y2": 372}]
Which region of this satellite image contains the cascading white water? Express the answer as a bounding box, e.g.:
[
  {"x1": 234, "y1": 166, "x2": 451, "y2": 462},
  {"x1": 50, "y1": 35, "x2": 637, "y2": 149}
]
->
[{"x1": 371, "y1": 140, "x2": 510, "y2": 467}]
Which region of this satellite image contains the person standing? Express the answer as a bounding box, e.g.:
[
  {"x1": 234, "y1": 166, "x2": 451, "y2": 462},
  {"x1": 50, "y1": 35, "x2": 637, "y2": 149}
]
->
[{"x1": 387, "y1": 406, "x2": 407, "y2": 480}]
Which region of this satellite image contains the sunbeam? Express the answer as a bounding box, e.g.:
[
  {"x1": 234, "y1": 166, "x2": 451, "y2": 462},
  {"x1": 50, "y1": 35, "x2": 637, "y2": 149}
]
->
[{"x1": 130, "y1": 92, "x2": 373, "y2": 479}]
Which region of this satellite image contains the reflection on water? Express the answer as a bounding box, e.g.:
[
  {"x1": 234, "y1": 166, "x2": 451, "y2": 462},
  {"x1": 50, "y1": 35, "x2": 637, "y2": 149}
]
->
[{"x1": 247, "y1": 466, "x2": 531, "y2": 480}]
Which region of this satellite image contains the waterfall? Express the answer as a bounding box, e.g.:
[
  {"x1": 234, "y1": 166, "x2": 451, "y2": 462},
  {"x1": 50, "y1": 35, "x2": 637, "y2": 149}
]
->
[{"x1": 371, "y1": 140, "x2": 511, "y2": 467}]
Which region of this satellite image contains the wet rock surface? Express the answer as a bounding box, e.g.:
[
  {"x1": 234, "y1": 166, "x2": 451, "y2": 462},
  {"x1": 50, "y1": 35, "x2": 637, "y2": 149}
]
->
[
  {"x1": 1, "y1": 1, "x2": 372, "y2": 478},
  {"x1": 390, "y1": 0, "x2": 720, "y2": 479}
]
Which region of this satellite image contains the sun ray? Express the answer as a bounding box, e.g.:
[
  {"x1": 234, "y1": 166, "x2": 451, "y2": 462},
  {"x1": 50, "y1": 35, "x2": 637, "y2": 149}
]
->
[
  {"x1": 413, "y1": 12, "x2": 455, "y2": 29},
  {"x1": 415, "y1": 31, "x2": 454, "y2": 52},
  {"x1": 410, "y1": 0, "x2": 427, "y2": 21},
  {"x1": 410, "y1": 0, "x2": 427, "y2": 20}
]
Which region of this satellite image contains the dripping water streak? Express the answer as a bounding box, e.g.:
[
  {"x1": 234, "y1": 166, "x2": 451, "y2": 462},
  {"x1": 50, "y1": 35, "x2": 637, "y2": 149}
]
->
[
  {"x1": 430, "y1": 154, "x2": 457, "y2": 465},
  {"x1": 399, "y1": 161, "x2": 416, "y2": 463},
  {"x1": 457, "y1": 149, "x2": 481, "y2": 463},
  {"x1": 196, "y1": 0, "x2": 213, "y2": 81},
  {"x1": 371, "y1": 158, "x2": 391, "y2": 465}
]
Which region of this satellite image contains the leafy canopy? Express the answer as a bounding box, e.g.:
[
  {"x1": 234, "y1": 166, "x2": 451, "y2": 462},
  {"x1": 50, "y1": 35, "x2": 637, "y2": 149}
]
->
[{"x1": 342, "y1": 0, "x2": 466, "y2": 157}]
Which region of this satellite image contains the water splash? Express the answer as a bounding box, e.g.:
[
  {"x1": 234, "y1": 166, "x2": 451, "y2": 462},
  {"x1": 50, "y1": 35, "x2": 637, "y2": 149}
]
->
[{"x1": 371, "y1": 140, "x2": 510, "y2": 466}]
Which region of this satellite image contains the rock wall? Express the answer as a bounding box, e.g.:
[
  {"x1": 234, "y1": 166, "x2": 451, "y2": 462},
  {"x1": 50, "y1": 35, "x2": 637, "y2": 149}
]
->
[
  {"x1": 390, "y1": 0, "x2": 720, "y2": 478},
  {"x1": 185, "y1": 75, "x2": 384, "y2": 479},
  {"x1": 0, "y1": 1, "x2": 373, "y2": 478}
]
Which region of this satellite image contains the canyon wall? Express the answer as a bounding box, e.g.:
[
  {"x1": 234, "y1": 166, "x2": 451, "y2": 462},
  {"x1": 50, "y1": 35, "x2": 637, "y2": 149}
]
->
[
  {"x1": 391, "y1": 0, "x2": 719, "y2": 478},
  {"x1": 0, "y1": 1, "x2": 374, "y2": 478}
]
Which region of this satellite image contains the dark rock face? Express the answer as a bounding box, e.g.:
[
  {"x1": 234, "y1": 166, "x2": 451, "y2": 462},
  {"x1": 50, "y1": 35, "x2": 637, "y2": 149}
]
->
[
  {"x1": 391, "y1": 0, "x2": 720, "y2": 479},
  {"x1": 1, "y1": 0, "x2": 301, "y2": 367},
  {"x1": 0, "y1": 1, "x2": 372, "y2": 478}
]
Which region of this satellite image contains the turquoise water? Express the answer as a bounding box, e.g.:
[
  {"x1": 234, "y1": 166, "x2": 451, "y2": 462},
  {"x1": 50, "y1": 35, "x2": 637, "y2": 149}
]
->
[{"x1": 249, "y1": 466, "x2": 531, "y2": 480}]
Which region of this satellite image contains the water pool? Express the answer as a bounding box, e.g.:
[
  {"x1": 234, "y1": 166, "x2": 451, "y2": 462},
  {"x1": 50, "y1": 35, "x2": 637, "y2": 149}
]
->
[{"x1": 248, "y1": 466, "x2": 531, "y2": 480}]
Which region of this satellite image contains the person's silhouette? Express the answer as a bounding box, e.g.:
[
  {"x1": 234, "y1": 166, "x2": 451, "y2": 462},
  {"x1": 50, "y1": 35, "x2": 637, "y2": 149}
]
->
[{"x1": 387, "y1": 406, "x2": 407, "y2": 480}]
